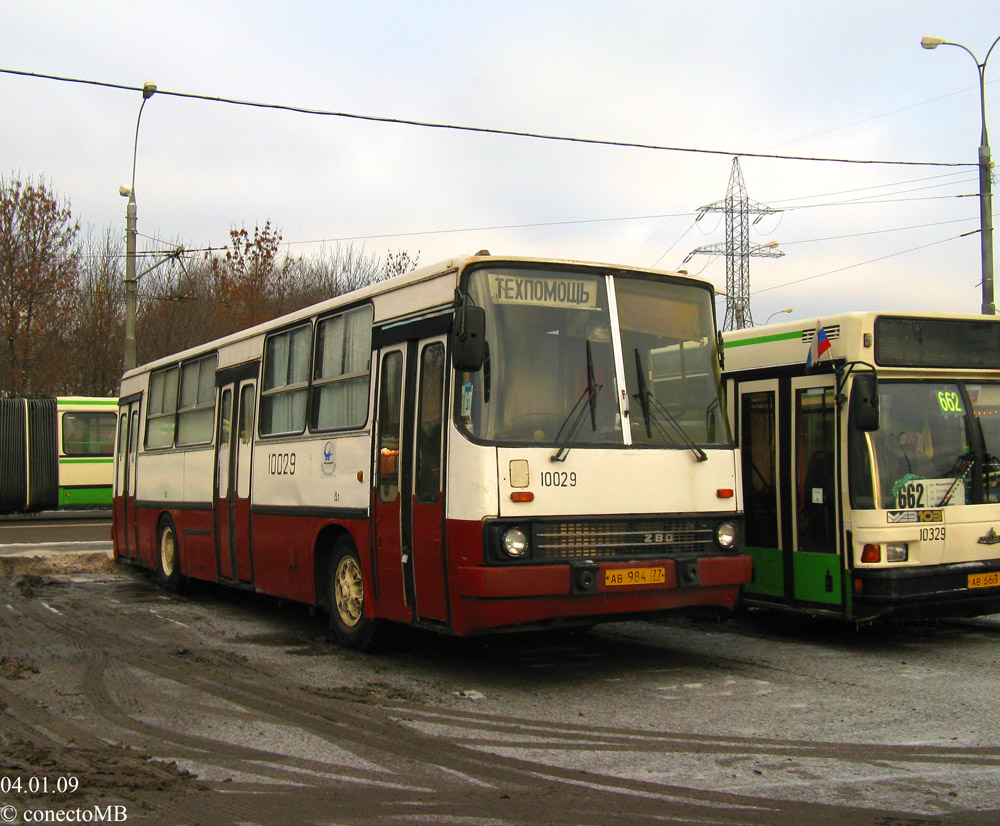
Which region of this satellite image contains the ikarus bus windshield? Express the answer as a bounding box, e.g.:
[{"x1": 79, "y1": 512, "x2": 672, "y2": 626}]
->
[{"x1": 458, "y1": 266, "x2": 730, "y2": 449}]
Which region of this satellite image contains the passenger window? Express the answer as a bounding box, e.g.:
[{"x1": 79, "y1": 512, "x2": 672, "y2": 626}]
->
[{"x1": 416, "y1": 343, "x2": 445, "y2": 503}]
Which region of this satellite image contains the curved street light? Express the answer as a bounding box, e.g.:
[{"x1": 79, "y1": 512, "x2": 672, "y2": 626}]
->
[
  {"x1": 921, "y1": 35, "x2": 1000, "y2": 315},
  {"x1": 122, "y1": 81, "x2": 157, "y2": 371},
  {"x1": 765, "y1": 307, "x2": 793, "y2": 325}
]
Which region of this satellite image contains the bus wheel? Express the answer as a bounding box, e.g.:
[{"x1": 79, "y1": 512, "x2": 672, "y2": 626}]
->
[
  {"x1": 328, "y1": 542, "x2": 383, "y2": 651},
  {"x1": 156, "y1": 515, "x2": 184, "y2": 594}
]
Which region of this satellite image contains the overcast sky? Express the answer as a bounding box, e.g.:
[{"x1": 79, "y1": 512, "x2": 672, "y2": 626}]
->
[{"x1": 2, "y1": 1, "x2": 998, "y2": 324}]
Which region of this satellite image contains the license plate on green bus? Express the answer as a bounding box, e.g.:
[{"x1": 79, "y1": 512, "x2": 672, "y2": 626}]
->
[
  {"x1": 968, "y1": 572, "x2": 1000, "y2": 589},
  {"x1": 605, "y1": 567, "x2": 666, "y2": 587}
]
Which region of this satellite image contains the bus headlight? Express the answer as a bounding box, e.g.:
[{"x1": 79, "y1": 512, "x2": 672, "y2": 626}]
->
[
  {"x1": 886, "y1": 543, "x2": 909, "y2": 563},
  {"x1": 715, "y1": 521, "x2": 738, "y2": 549},
  {"x1": 502, "y1": 526, "x2": 530, "y2": 558}
]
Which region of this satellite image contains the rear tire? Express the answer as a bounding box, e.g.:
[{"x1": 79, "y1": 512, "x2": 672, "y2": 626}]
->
[
  {"x1": 328, "y1": 541, "x2": 384, "y2": 651},
  {"x1": 156, "y1": 515, "x2": 184, "y2": 593}
]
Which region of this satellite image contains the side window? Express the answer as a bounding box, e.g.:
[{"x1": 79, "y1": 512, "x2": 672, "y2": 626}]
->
[
  {"x1": 176, "y1": 354, "x2": 218, "y2": 446},
  {"x1": 415, "y1": 343, "x2": 445, "y2": 503},
  {"x1": 741, "y1": 390, "x2": 779, "y2": 550},
  {"x1": 117, "y1": 412, "x2": 129, "y2": 463},
  {"x1": 260, "y1": 324, "x2": 311, "y2": 436},
  {"x1": 795, "y1": 387, "x2": 837, "y2": 554},
  {"x1": 146, "y1": 365, "x2": 179, "y2": 448},
  {"x1": 378, "y1": 351, "x2": 404, "y2": 503},
  {"x1": 116, "y1": 411, "x2": 129, "y2": 490},
  {"x1": 311, "y1": 305, "x2": 373, "y2": 431},
  {"x1": 63, "y1": 412, "x2": 116, "y2": 456}
]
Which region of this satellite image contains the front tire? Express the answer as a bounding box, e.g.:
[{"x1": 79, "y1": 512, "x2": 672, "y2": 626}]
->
[
  {"x1": 156, "y1": 515, "x2": 184, "y2": 593},
  {"x1": 328, "y1": 541, "x2": 384, "y2": 651}
]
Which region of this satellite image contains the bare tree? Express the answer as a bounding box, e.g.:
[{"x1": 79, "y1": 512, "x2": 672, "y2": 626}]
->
[
  {"x1": 0, "y1": 174, "x2": 80, "y2": 396},
  {"x1": 288, "y1": 244, "x2": 419, "y2": 312},
  {"x1": 382, "y1": 249, "x2": 420, "y2": 280},
  {"x1": 136, "y1": 253, "x2": 217, "y2": 365},
  {"x1": 209, "y1": 221, "x2": 297, "y2": 335},
  {"x1": 66, "y1": 227, "x2": 125, "y2": 396},
  {"x1": 135, "y1": 238, "x2": 420, "y2": 362}
]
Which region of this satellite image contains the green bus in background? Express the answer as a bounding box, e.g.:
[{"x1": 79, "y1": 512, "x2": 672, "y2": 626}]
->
[
  {"x1": 1, "y1": 396, "x2": 116, "y2": 514},
  {"x1": 724, "y1": 312, "x2": 1000, "y2": 623}
]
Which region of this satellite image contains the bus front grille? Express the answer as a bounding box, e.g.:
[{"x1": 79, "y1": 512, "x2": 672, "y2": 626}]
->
[{"x1": 532, "y1": 519, "x2": 716, "y2": 560}]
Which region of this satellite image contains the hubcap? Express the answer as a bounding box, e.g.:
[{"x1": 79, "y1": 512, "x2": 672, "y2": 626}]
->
[
  {"x1": 335, "y1": 556, "x2": 364, "y2": 628},
  {"x1": 160, "y1": 527, "x2": 176, "y2": 577}
]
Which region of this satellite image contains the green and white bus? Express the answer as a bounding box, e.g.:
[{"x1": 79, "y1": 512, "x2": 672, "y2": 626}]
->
[
  {"x1": 724, "y1": 312, "x2": 1000, "y2": 622},
  {"x1": 0, "y1": 396, "x2": 117, "y2": 513}
]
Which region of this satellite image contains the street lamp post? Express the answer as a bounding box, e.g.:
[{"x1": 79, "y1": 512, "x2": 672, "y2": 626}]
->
[
  {"x1": 922, "y1": 35, "x2": 1000, "y2": 316},
  {"x1": 764, "y1": 307, "x2": 793, "y2": 325},
  {"x1": 122, "y1": 81, "x2": 157, "y2": 371}
]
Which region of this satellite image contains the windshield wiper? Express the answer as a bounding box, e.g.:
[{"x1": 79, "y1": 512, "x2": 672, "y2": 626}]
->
[
  {"x1": 936, "y1": 453, "x2": 975, "y2": 506},
  {"x1": 551, "y1": 340, "x2": 603, "y2": 463},
  {"x1": 632, "y1": 349, "x2": 708, "y2": 462}
]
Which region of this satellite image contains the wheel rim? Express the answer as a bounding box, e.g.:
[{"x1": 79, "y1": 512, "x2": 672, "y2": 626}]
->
[
  {"x1": 160, "y1": 526, "x2": 176, "y2": 578},
  {"x1": 334, "y1": 556, "x2": 364, "y2": 628}
]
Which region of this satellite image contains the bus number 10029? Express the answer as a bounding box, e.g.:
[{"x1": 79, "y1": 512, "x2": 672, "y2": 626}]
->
[
  {"x1": 539, "y1": 471, "x2": 577, "y2": 487},
  {"x1": 268, "y1": 452, "x2": 296, "y2": 476}
]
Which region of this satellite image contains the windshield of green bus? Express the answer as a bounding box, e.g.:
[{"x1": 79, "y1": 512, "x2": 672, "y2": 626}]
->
[
  {"x1": 458, "y1": 266, "x2": 729, "y2": 448},
  {"x1": 849, "y1": 381, "x2": 1000, "y2": 509}
]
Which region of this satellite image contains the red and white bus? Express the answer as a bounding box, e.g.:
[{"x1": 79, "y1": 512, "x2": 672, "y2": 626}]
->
[{"x1": 113, "y1": 254, "x2": 750, "y2": 649}]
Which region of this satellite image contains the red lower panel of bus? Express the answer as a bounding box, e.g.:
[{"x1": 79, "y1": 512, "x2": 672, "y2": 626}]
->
[
  {"x1": 442, "y1": 517, "x2": 752, "y2": 636},
  {"x1": 116, "y1": 505, "x2": 750, "y2": 638},
  {"x1": 449, "y1": 555, "x2": 752, "y2": 636}
]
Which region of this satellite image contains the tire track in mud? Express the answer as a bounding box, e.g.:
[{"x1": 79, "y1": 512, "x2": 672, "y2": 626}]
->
[{"x1": 1, "y1": 572, "x2": 994, "y2": 826}]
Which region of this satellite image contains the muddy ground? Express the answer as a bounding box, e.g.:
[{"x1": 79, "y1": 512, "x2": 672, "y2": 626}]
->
[{"x1": 1, "y1": 554, "x2": 998, "y2": 826}]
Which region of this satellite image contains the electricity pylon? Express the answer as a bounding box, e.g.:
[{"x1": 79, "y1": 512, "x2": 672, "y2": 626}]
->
[{"x1": 685, "y1": 157, "x2": 783, "y2": 330}]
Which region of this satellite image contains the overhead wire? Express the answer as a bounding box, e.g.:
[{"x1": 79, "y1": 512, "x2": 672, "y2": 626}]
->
[
  {"x1": 752, "y1": 235, "x2": 969, "y2": 296},
  {"x1": 6, "y1": 66, "x2": 985, "y2": 282},
  {"x1": 0, "y1": 67, "x2": 976, "y2": 169}
]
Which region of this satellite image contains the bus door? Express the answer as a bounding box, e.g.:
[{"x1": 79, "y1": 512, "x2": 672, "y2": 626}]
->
[
  {"x1": 789, "y1": 376, "x2": 841, "y2": 605},
  {"x1": 373, "y1": 348, "x2": 409, "y2": 619},
  {"x1": 115, "y1": 400, "x2": 141, "y2": 560},
  {"x1": 215, "y1": 380, "x2": 256, "y2": 584},
  {"x1": 373, "y1": 339, "x2": 449, "y2": 624},
  {"x1": 737, "y1": 375, "x2": 842, "y2": 608},
  {"x1": 410, "y1": 339, "x2": 448, "y2": 622},
  {"x1": 737, "y1": 380, "x2": 783, "y2": 600}
]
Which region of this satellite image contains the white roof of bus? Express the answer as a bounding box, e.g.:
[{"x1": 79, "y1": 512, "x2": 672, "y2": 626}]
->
[
  {"x1": 120, "y1": 253, "x2": 707, "y2": 381},
  {"x1": 722, "y1": 310, "x2": 1000, "y2": 373}
]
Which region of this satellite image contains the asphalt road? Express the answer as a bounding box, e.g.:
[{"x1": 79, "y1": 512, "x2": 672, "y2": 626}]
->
[
  {"x1": 0, "y1": 551, "x2": 998, "y2": 826},
  {"x1": 0, "y1": 514, "x2": 111, "y2": 556}
]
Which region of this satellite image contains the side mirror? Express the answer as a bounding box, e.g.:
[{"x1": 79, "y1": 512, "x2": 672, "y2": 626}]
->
[
  {"x1": 452, "y1": 303, "x2": 486, "y2": 372},
  {"x1": 852, "y1": 373, "x2": 879, "y2": 432}
]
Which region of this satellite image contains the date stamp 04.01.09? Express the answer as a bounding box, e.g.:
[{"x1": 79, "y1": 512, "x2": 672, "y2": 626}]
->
[{"x1": 1, "y1": 776, "x2": 128, "y2": 823}]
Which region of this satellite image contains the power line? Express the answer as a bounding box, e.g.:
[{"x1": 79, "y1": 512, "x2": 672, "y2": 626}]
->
[
  {"x1": 752, "y1": 235, "x2": 964, "y2": 295},
  {"x1": 262, "y1": 189, "x2": 988, "y2": 248},
  {"x1": 0, "y1": 67, "x2": 976, "y2": 169},
  {"x1": 127, "y1": 197, "x2": 987, "y2": 260},
  {"x1": 282, "y1": 212, "x2": 693, "y2": 246},
  {"x1": 768, "y1": 170, "x2": 976, "y2": 205},
  {"x1": 761, "y1": 82, "x2": 998, "y2": 151},
  {"x1": 781, "y1": 192, "x2": 981, "y2": 211},
  {"x1": 779, "y1": 216, "x2": 979, "y2": 246}
]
